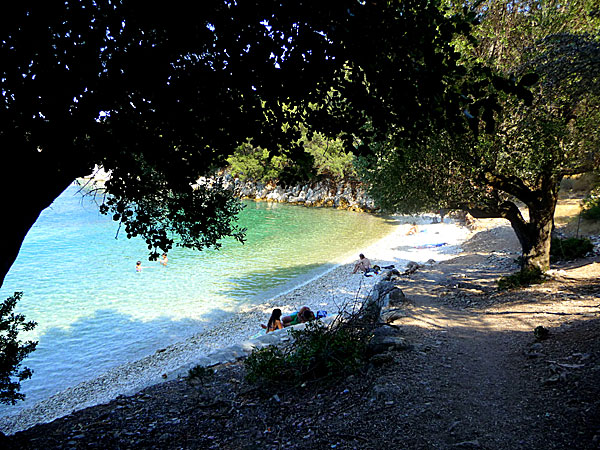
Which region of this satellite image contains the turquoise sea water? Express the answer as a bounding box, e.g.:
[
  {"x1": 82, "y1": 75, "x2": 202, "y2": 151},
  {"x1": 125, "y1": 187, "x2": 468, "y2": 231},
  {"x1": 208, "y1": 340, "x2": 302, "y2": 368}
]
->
[{"x1": 0, "y1": 184, "x2": 397, "y2": 413}]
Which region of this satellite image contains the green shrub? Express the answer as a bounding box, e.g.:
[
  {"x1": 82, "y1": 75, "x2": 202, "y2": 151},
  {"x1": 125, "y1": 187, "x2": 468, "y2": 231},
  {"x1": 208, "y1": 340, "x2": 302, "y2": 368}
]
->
[
  {"x1": 581, "y1": 190, "x2": 600, "y2": 220},
  {"x1": 187, "y1": 365, "x2": 214, "y2": 386},
  {"x1": 582, "y1": 205, "x2": 600, "y2": 220},
  {"x1": 0, "y1": 292, "x2": 38, "y2": 405},
  {"x1": 498, "y1": 267, "x2": 545, "y2": 291},
  {"x1": 245, "y1": 320, "x2": 369, "y2": 385},
  {"x1": 550, "y1": 237, "x2": 594, "y2": 261},
  {"x1": 303, "y1": 132, "x2": 356, "y2": 180},
  {"x1": 244, "y1": 345, "x2": 289, "y2": 383},
  {"x1": 288, "y1": 321, "x2": 367, "y2": 380},
  {"x1": 226, "y1": 142, "x2": 289, "y2": 182},
  {"x1": 226, "y1": 128, "x2": 357, "y2": 184}
]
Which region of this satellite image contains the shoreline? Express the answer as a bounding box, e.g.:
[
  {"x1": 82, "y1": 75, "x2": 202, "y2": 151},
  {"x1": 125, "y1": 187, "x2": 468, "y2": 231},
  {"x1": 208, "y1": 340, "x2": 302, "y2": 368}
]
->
[{"x1": 0, "y1": 218, "x2": 472, "y2": 435}]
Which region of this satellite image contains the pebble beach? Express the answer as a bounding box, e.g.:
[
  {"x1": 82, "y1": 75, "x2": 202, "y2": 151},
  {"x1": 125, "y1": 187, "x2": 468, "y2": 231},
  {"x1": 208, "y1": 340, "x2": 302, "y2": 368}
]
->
[{"x1": 0, "y1": 218, "x2": 472, "y2": 435}]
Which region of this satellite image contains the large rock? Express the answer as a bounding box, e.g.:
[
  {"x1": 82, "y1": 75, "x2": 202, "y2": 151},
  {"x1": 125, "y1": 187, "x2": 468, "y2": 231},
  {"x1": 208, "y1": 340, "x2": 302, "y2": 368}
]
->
[
  {"x1": 388, "y1": 287, "x2": 407, "y2": 306},
  {"x1": 380, "y1": 308, "x2": 406, "y2": 323},
  {"x1": 367, "y1": 334, "x2": 412, "y2": 355}
]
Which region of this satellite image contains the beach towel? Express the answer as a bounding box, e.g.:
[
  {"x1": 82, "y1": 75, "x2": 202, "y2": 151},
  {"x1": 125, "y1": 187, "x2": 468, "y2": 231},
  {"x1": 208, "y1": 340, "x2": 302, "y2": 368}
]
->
[{"x1": 414, "y1": 243, "x2": 448, "y2": 249}]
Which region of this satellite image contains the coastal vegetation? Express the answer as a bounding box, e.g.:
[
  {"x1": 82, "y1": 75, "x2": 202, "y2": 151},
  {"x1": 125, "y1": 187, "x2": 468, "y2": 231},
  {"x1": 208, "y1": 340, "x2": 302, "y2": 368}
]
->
[
  {"x1": 0, "y1": 293, "x2": 37, "y2": 405},
  {"x1": 245, "y1": 318, "x2": 369, "y2": 385},
  {"x1": 227, "y1": 127, "x2": 355, "y2": 185},
  {"x1": 356, "y1": 0, "x2": 600, "y2": 271},
  {"x1": 497, "y1": 266, "x2": 545, "y2": 291},
  {"x1": 550, "y1": 237, "x2": 595, "y2": 262},
  {"x1": 582, "y1": 188, "x2": 600, "y2": 220}
]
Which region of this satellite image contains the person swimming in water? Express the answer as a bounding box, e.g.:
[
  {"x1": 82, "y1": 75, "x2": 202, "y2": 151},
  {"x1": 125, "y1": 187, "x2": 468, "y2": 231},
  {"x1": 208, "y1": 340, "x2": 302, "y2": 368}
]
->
[
  {"x1": 136, "y1": 261, "x2": 142, "y2": 272},
  {"x1": 159, "y1": 253, "x2": 168, "y2": 266}
]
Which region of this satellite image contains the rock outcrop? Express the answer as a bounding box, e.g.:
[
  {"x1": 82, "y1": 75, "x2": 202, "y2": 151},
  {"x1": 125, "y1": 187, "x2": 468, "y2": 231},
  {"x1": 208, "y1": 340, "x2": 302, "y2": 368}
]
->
[{"x1": 221, "y1": 173, "x2": 377, "y2": 212}]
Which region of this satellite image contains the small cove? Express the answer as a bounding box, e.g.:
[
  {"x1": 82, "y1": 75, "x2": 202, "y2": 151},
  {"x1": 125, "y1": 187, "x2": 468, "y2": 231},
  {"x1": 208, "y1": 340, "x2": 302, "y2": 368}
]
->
[{"x1": 0, "y1": 184, "x2": 399, "y2": 414}]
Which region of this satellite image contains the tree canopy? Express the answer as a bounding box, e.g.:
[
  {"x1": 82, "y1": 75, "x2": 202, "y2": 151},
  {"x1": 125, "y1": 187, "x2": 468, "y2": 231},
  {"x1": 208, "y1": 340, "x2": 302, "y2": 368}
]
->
[
  {"x1": 0, "y1": 0, "x2": 337, "y2": 287},
  {"x1": 358, "y1": 0, "x2": 600, "y2": 270},
  {"x1": 1, "y1": 0, "x2": 483, "y2": 288}
]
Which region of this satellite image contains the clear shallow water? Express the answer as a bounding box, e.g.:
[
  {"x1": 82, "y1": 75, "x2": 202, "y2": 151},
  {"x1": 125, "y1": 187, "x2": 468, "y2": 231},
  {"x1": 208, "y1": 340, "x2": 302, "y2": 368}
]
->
[{"x1": 0, "y1": 184, "x2": 398, "y2": 413}]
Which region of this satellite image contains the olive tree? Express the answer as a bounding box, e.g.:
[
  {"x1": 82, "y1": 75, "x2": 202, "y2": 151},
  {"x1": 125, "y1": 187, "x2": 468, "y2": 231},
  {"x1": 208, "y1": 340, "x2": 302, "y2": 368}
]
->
[{"x1": 358, "y1": 1, "x2": 600, "y2": 270}]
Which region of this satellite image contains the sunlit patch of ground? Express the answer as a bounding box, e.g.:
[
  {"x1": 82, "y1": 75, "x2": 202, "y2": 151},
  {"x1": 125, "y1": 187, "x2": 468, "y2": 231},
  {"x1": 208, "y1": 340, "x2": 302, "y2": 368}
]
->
[{"x1": 554, "y1": 196, "x2": 600, "y2": 237}]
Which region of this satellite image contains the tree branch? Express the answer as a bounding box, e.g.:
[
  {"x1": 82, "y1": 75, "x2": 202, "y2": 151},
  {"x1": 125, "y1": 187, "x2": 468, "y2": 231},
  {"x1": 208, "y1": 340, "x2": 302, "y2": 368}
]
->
[{"x1": 482, "y1": 171, "x2": 536, "y2": 203}]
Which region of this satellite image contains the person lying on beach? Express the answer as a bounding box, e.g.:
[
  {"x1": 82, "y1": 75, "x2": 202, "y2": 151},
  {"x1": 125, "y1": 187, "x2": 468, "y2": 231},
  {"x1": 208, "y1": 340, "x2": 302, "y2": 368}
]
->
[
  {"x1": 352, "y1": 253, "x2": 371, "y2": 274},
  {"x1": 282, "y1": 306, "x2": 315, "y2": 327},
  {"x1": 260, "y1": 308, "x2": 284, "y2": 333}
]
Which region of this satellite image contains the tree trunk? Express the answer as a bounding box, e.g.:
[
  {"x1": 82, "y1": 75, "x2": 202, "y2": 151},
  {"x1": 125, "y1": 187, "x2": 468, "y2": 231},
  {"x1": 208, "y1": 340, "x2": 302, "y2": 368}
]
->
[
  {"x1": 466, "y1": 186, "x2": 559, "y2": 272},
  {"x1": 513, "y1": 191, "x2": 559, "y2": 271},
  {"x1": 0, "y1": 157, "x2": 79, "y2": 289}
]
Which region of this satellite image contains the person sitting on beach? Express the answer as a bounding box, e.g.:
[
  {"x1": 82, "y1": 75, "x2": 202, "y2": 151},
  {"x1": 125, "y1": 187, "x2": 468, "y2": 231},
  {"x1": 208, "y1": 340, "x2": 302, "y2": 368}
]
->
[
  {"x1": 282, "y1": 306, "x2": 315, "y2": 327},
  {"x1": 406, "y1": 222, "x2": 418, "y2": 235},
  {"x1": 260, "y1": 308, "x2": 284, "y2": 333},
  {"x1": 352, "y1": 253, "x2": 371, "y2": 274}
]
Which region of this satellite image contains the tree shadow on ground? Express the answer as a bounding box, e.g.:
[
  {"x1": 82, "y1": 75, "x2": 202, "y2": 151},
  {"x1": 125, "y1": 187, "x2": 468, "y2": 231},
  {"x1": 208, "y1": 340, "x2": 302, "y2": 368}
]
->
[{"x1": 1, "y1": 304, "x2": 237, "y2": 416}]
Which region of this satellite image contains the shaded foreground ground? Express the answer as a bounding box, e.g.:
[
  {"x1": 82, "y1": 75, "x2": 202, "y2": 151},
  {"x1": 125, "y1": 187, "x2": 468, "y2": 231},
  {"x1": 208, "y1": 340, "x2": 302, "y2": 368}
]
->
[{"x1": 3, "y1": 223, "x2": 600, "y2": 449}]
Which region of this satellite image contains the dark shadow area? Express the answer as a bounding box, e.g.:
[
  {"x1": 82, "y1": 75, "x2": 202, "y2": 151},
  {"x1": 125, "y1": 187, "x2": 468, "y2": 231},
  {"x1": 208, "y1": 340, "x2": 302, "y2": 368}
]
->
[
  {"x1": 5, "y1": 315, "x2": 599, "y2": 450},
  {"x1": 550, "y1": 254, "x2": 600, "y2": 271}
]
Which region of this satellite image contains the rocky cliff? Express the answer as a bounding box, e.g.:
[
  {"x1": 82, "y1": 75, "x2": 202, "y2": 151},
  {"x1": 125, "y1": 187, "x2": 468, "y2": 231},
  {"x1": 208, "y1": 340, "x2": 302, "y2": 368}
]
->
[{"x1": 221, "y1": 174, "x2": 377, "y2": 212}]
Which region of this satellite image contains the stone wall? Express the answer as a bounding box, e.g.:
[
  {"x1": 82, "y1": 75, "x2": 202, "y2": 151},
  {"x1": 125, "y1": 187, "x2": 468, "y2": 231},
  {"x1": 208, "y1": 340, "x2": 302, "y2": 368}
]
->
[{"x1": 221, "y1": 174, "x2": 377, "y2": 212}]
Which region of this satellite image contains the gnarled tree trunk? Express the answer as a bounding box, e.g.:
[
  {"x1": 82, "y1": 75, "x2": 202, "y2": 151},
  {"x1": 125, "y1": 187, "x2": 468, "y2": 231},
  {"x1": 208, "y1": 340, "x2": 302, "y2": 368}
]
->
[
  {"x1": 0, "y1": 155, "x2": 80, "y2": 289},
  {"x1": 466, "y1": 182, "x2": 560, "y2": 272}
]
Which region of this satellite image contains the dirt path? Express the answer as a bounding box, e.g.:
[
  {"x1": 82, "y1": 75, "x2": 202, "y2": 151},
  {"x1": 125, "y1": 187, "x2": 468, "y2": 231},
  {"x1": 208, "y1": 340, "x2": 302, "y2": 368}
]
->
[
  {"x1": 387, "y1": 226, "x2": 600, "y2": 449},
  {"x1": 393, "y1": 289, "x2": 539, "y2": 448}
]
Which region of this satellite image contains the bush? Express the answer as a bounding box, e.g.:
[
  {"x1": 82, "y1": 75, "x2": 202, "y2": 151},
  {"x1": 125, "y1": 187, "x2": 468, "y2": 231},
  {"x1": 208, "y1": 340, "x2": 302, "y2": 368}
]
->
[
  {"x1": 303, "y1": 132, "x2": 356, "y2": 180},
  {"x1": 245, "y1": 319, "x2": 369, "y2": 385},
  {"x1": 498, "y1": 267, "x2": 545, "y2": 291},
  {"x1": 581, "y1": 189, "x2": 600, "y2": 220},
  {"x1": 550, "y1": 237, "x2": 594, "y2": 261},
  {"x1": 0, "y1": 292, "x2": 38, "y2": 405},
  {"x1": 226, "y1": 128, "x2": 357, "y2": 184},
  {"x1": 187, "y1": 365, "x2": 214, "y2": 386},
  {"x1": 226, "y1": 142, "x2": 289, "y2": 182},
  {"x1": 244, "y1": 345, "x2": 289, "y2": 384}
]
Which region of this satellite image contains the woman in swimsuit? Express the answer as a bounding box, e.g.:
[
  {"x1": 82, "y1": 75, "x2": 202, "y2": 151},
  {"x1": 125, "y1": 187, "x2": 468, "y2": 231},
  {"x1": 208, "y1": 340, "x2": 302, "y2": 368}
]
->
[{"x1": 263, "y1": 308, "x2": 284, "y2": 333}]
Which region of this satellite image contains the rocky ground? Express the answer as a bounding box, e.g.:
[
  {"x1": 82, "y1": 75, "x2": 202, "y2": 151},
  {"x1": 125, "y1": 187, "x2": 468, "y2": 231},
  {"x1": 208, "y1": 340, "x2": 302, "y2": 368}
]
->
[{"x1": 2, "y1": 220, "x2": 599, "y2": 450}]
